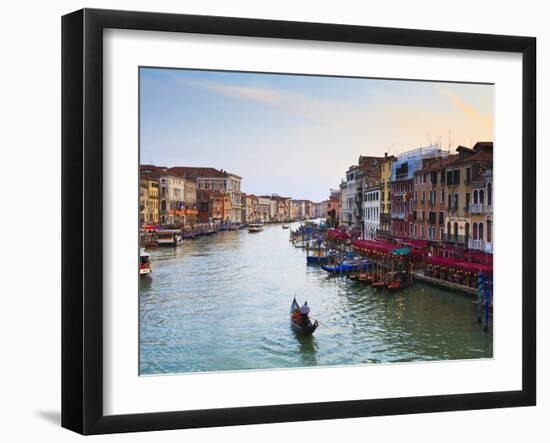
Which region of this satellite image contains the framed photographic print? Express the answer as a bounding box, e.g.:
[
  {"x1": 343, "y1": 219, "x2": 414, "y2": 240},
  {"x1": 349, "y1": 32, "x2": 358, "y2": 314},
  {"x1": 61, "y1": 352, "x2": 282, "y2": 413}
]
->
[{"x1": 61, "y1": 8, "x2": 536, "y2": 435}]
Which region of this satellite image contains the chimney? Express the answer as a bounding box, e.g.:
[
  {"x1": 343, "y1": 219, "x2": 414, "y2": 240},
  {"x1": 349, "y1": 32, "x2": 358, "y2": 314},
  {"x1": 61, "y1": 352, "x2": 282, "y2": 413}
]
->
[{"x1": 384, "y1": 152, "x2": 388, "y2": 158}]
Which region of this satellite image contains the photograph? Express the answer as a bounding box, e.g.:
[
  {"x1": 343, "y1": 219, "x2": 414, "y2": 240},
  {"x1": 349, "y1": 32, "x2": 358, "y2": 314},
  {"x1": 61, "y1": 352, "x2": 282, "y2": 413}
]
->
[{"x1": 138, "y1": 68, "x2": 494, "y2": 375}]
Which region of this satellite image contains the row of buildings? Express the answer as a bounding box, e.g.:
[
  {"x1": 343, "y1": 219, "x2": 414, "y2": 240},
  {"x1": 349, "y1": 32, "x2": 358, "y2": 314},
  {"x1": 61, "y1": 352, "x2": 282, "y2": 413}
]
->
[
  {"x1": 140, "y1": 164, "x2": 339, "y2": 228},
  {"x1": 339, "y1": 142, "x2": 493, "y2": 253}
]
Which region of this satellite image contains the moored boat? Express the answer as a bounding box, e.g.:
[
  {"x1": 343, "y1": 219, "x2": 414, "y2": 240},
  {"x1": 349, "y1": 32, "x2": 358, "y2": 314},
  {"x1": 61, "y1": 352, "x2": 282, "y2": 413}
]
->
[
  {"x1": 290, "y1": 298, "x2": 319, "y2": 335},
  {"x1": 139, "y1": 248, "x2": 152, "y2": 275},
  {"x1": 248, "y1": 223, "x2": 264, "y2": 233},
  {"x1": 282, "y1": 223, "x2": 290, "y2": 229},
  {"x1": 156, "y1": 229, "x2": 183, "y2": 246},
  {"x1": 321, "y1": 260, "x2": 371, "y2": 274}
]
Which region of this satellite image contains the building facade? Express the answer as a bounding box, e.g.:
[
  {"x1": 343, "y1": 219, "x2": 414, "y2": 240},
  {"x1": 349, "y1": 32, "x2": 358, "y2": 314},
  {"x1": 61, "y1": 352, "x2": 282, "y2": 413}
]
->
[
  {"x1": 139, "y1": 175, "x2": 160, "y2": 225},
  {"x1": 169, "y1": 167, "x2": 243, "y2": 223},
  {"x1": 390, "y1": 146, "x2": 447, "y2": 238},
  {"x1": 363, "y1": 184, "x2": 381, "y2": 240},
  {"x1": 379, "y1": 153, "x2": 396, "y2": 237}
]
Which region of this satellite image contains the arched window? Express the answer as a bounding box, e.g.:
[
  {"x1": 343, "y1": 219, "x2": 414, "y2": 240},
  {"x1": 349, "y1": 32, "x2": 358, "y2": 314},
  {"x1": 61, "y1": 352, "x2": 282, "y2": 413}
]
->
[
  {"x1": 447, "y1": 221, "x2": 451, "y2": 236},
  {"x1": 473, "y1": 190, "x2": 478, "y2": 204},
  {"x1": 479, "y1": 190, "x2": 485, "y2": 204},
  {"x1": 487, "y1": 220, "x2": 492, "y2": 242},
  {"x1": 465, "y1": 222, "x2": 470, "y2": 240},
  {"x1": 487, "y1": 183, "x2": 492, "y2": 206},
  {"x1": 453, "y1": 222, "x2": 459, "y2": 239},
  {"x1": 479, "y1": 222, "x2": 484, "y2": 240},
  {"x1": 473, "y1": 223, "x2": 478, "y2": 240}
]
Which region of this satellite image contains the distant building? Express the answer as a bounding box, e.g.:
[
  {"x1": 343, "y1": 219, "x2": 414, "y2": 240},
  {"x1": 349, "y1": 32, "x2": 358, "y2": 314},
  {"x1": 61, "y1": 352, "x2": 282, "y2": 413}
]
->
[
  {"x1": 256, "y1": 196, "x2": 272, "y2": 223},
  {"x1": 327, "y1": 190, "x2": 340, "y2": 227},
  {"x1": 169, "y1": 166, "x2": 243, "y2": 223},
  {"x1": 197, "y1": 189, "x2": 225, "y2": 223}
]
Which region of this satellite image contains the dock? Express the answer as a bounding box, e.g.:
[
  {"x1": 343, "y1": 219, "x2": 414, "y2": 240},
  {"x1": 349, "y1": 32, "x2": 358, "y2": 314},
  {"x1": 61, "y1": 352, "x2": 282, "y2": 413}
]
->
[{"x1": 411, "y1": 270, "x2": 477, "y2": 296}]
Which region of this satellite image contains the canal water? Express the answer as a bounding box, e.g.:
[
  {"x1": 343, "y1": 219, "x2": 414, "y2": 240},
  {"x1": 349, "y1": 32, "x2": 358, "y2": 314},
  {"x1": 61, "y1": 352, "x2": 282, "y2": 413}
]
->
[{"x1": 139, "y1": 223, "x2": 493, "y2": 375}]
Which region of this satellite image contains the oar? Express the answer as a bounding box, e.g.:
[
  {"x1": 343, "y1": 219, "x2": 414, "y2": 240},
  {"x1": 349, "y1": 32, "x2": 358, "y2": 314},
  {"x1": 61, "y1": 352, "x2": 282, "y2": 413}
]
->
[{"x1": 314, "y1": 318, "x2": 340, "y2": 334}]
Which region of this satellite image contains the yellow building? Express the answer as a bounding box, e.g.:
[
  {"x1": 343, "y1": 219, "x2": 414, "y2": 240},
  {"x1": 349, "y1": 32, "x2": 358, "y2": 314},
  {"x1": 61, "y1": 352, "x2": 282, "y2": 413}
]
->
[
  {"x1": 379, "y1": 153, "x2": 396, "y2": 235},
  {"x1": 140, "y1": 176, "x2": 160, "y2": 225}
]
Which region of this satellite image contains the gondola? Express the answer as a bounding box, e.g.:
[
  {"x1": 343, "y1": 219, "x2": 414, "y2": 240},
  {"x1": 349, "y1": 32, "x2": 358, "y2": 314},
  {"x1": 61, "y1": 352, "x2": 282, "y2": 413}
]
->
[{"x1": 290, "y1": 298, "x2": 319, "y2": 335}]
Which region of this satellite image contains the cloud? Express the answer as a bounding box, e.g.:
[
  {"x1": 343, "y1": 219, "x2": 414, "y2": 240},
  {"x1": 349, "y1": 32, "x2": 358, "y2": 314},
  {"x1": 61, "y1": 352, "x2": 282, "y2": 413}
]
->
[{"x1": 434, "y1": 85, "x2": 493, "y2": 126}]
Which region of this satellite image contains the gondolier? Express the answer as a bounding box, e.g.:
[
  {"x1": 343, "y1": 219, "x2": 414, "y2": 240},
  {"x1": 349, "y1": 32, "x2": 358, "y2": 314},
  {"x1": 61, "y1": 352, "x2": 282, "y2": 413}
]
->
[{"x1": 300, "y1": 301, "x2": 310, "y2": 326}]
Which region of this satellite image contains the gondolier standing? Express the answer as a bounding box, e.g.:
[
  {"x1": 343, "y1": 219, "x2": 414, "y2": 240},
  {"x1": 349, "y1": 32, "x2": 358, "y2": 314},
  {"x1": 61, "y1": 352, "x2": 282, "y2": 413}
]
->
[{"x1": 300, "y1": 301, "x2": 310, "y2": 326}]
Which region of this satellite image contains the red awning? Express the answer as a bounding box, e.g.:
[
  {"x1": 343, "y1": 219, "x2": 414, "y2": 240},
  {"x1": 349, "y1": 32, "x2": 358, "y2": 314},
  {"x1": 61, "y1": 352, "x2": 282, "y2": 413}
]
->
[
  {"x1": 424, "y1": 256, "x2": 492, "y2": 273},
  {"x1": 327, "y1": 229, "x2": 350, "y2": 240},
  {"x1": 352, "y1": 240, "x2": 396, "y2": 254},
  {"x1": 394, "y1": 237, "x2": 429, "y2": 249},
  {"x1": 464, "y1": 250, "x2": 493, "y2": 264}
]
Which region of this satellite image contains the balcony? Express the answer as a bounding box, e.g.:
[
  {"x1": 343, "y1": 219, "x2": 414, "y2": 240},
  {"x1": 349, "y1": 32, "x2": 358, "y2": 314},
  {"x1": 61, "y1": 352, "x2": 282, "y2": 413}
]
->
[
  {"x1": 468, "y1": 239, "x2": 485, "y2": 250},
  {"x1": 441, "y1": 233, "x2": 468, "y2": 245},
  {"x1": 469, "y1": 203, "x2": 492, "y2": 214},
  {"x1": 468, "y1": 239, "x2": 493, "y2": 253},
  {"x1": 469, "y1": 203, "x2": 483, "y2": 214},
  {"x1": 392, "y1": 212, "x2": 407, "y2": 220}
]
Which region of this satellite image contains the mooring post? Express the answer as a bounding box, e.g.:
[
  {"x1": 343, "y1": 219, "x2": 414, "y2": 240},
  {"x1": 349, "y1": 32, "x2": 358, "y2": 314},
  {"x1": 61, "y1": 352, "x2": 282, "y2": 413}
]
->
[
  {"x1": 477, "y1": 272, "x2": 483, "y2": 323},
  {"x1": 483, "y1": 275, "x2": 490, "y2": 331}
]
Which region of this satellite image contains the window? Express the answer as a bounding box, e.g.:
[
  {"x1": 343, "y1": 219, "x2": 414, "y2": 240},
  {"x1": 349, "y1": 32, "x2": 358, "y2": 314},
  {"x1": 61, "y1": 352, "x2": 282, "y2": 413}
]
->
[
  {"x1": 466, "y1": 167, "x2": 471, "y2": 183},
  {"x1": 479, "y1": 189, "x2": 485, "y2": 204},
  {"x1": 441, "y1": 170, "x2": 446, "y2": 184},
  {"x1": 465, "y1": 222, "x2": 470, "y2": 240},
  {"x1": 479, "y1": 223, "x2": 484, "y2": 240},
  {"x1": 473, "y1": 223, "x2": 478, "y2": 240},
  {"x1": 465, "y1": 193, "x2": 470, "y2": 210},
  {"x1": 421, "y1": 226, "x2": 424, "y2": 238},
  {"x1": 441, "y1": 189, "x2": 445, "y2": 204},
  {"x1": 439, "y1": 211, "x2": 444, "y2": 225},
  {"x1": 453, "y1": 169, "x2": 460, "y2": 184},
  {"x1": 454, "y1": 194, "x2": 459, "y2": 211},
  {"x1": 487, "y1": 220, "x2": 492, "y2": 242},
  {"x1": 448, "y1": 194, "x2": 452, "y2": 210},
  {"x1": 447, "y1": 170, "x2": 453, "y2": 184},
  {"x1": 487, "y1": 183, "x2": 492, "y2": 206},
  {"x1": 453, "y1": 222, "x2": 459, "y2": 238}
]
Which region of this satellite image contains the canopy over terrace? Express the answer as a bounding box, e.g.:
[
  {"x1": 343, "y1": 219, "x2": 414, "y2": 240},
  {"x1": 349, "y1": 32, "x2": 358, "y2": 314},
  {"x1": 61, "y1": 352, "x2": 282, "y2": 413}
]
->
[
  {"x1": 327, "y1": 229, "x2": 351, "y2": 241},
  {"x1": 424, "y1": 256, "x2": 493, "y2": 275},
  {"x1": 352, "y1": 240, "x2": 396, "y2": 255},
  {"x1": 393, "y1": 236, "x2": 429, "y2": 249}
]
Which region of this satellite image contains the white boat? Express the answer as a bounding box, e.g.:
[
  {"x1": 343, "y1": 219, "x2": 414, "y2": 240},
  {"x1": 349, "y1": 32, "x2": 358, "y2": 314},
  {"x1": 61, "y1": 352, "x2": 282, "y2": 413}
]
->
[
  {"x1": 248, "y1": 223, "x2": 264, "y2": 233},
  {"x1": 282, "y1": 223, "x2": 290, "y2": 229},
  {"x1": 156, "y1": 229, "x2": 183, "y2": 246},
  {"x1": 139, "y1": 248, "x2": 152, "y2": 275}
]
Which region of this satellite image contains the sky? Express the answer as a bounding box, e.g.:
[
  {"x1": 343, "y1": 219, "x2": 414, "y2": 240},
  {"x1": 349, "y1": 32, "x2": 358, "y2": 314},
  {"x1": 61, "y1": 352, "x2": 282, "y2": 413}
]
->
[{"x1": 140, "y1": 68, "x2": 494, "y2": 202}]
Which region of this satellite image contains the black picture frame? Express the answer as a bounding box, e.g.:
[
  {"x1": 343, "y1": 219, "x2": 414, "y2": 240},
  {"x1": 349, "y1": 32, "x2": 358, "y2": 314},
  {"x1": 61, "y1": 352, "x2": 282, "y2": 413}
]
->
[{"x1": 61, "y1": 8, "x2": 536, "y2": 435}]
